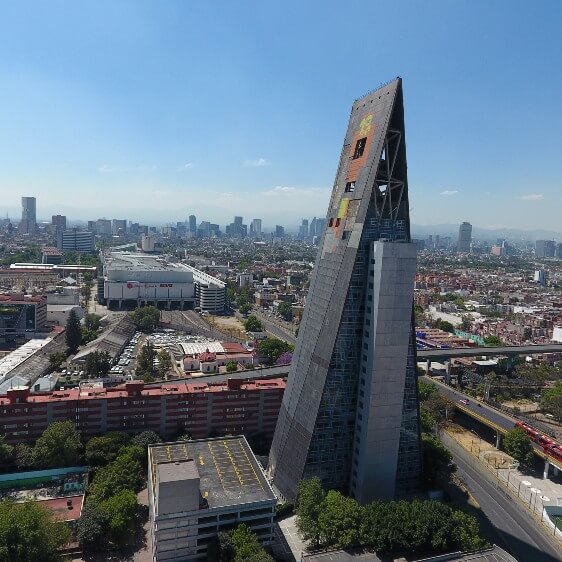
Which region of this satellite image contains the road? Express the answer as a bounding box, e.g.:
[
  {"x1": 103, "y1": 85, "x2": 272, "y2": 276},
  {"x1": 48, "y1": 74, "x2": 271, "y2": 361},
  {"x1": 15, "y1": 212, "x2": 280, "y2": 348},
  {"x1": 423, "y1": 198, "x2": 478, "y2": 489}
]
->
[
  {"x1": 251, "y1": 310, "x2": 296, "y2": 345},
  {"x1": 417, "y1": 343, "x2": 562, "y2": 360},
  {"x1": 428, "y1": 378, "x2": 516, "y2": 433},
  {"x1": 448, "y1": 437, "x2": 562, "y2": 561},
  {"x1": 144, "y1": 364, "x2": 290, "y2": 386}
]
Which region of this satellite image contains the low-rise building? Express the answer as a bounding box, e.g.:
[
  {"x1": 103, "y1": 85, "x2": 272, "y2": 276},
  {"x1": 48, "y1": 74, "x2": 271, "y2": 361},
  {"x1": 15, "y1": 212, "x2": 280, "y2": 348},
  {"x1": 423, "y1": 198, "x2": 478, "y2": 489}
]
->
[
  {"x1": 148, "y1": 436, "x2": 276, "y2": 561},
  {"x1": 0, "y1": 377, "x2": 285, "y2": 444}
]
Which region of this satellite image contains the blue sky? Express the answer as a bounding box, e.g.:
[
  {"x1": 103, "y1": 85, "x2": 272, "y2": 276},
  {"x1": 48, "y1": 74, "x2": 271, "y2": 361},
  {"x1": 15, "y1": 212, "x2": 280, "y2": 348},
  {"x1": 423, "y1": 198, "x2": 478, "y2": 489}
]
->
[{"x1": 1, "y1": 1, "x2": 561, "y2": 231}]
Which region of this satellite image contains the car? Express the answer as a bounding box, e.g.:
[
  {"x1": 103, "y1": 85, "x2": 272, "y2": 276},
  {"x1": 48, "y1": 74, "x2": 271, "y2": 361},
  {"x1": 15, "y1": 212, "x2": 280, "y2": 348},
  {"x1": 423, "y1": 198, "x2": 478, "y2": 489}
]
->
[{"x1": 459, "y1": 399, "x2": 470, "y2": 405}]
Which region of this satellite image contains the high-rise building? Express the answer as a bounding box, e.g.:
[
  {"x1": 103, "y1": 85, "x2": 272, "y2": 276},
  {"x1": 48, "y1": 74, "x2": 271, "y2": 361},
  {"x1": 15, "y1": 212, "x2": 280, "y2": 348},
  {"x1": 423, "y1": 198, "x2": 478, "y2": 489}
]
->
[
  {"x1": 269, "y1": 78, "x2": 421, "y2": 504},
  {"x1": 112, "y1": 219, "x2": 127, "y2": 236},
  {"x1": 51, "y1": 215, "x2": 67, "y2": 233},
  {"x1": 457, "y1": 222, "x2": 472, "y2": 253},
  {"x1": 189, "y1": 215, "x2": 197, "y2": 234},
  {"x1": 557, "y1": 243, "x2": 562, "y2": 259},
  {"x1": 19, "y1": 197, "x2": 37, "y2": 234},
  {"x1": 535, "y1": 240, "x2": 556, "y2": 258},
  {"x1": 58, "y1": 228, "x2": 95, "y2": 253},
  {"x1": 226, "y1": 216, "x2": 247, "y2": 238},
  {"x1": 298, "y1": 219, "x2": 309, "y2": 240},
  {"x1": 250, "y1": 218, "x2": 262, "y2": 238},
  {"x1": 96, "y1": 219, "x2": 112, "y2": 236},
  {"x1": 275, "y1": 225, "x2": 285, "y2": 238}
]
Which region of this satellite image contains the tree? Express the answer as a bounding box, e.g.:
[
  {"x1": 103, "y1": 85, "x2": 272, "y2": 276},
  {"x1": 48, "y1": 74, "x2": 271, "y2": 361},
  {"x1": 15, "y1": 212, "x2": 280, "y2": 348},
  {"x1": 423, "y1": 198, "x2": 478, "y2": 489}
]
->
[
  {"x1": 136, "y1": 342, "x2": 156, "y2": 381},
  {"x1": 0, "y1": 500, "x2": 71, "y2": 561},
  {"x1": 157, "y1": 349, "x2": 173, "y2": 378},
  {"x1": 132, "y1": 431, "x2": 161, "y2": 455},
  {"x1": 421, "y1": 393, "x2": 456, "y2": 426},
  {"x1": 459, "y1": 315, "x2": 472, "y2": 332},
  {"x1": 32, "y1": 421, "x2": 82, "y2": 469},
  {"x1": 88, "y1": 446, "x2": 145, "y2": 503},
  {"x1": 418, "y1": 379, "x2": 437, "y2": 402},
  {"x1": 76, "y1": 501, "x2": 109, "y2": 552},
  {"x1": 0, "y1": 435, "x2": 13, "y2": 464},
  {"x1": 48, "y1": 352, "x2": 66, "y2": 371},
  {"x1": 436, "y1": 319, "x2": 456, "y2": 333},
  {"x1": 100, "y1": 489, "x2": 138, "y2": 546},
  {"x1": 130, "y1": 306, "x2": 160, "y2": 332},
  {"x1": 318, "y1": 490, "x2": 363, "y2": 548},
  {"x1": 84, "y1": 350, "x2": 111, "y2": 377},
  {"x1": 225, "y1": 361, "x2": 238, "y2": 373},
  {"x1": 84, "y1": 313, "x2": 101, "y2": 332},
  {"x1": 239, "y1": 303, "x2": 251, "y2": 315},
  {"x1": 258, "y1": 338, "x2": 294, "y2": 365},
  {"x1": 15, "y1": 444, "x2": 33, "y2": 470},
  {"x1": 541, "y1": 380, "x2": 562, "y2": 420},
  {"x1": 227, "y1": 524, "x2": 274, "y2": 562},
  {"x1": 84, "y1": 432, "x2": 131, "y2": 467},
  {"x1": 277, "y1": 302, "x2": 293, "y2": 321},
  {"x1": 295, "y1": 477, "x2": 326, "y2": 547},
  {"x1": 450, "y1": 509, "x2": 488, "y2": 552},
  {"x1": 422, "y1": 434, "x2": 456, "y2": 486},
  {"x1": 244, "y1": 315, "x2": 263, "y2": 332},
  {"x1": 484, "y1": 335, "x2": 502, "y2": 347},
  {"x1": 65, "y1": 308, "x2": 82, "y2": 352},
  {"x1": 503, "y1": 428, "x2": 534, "y2": 465}
]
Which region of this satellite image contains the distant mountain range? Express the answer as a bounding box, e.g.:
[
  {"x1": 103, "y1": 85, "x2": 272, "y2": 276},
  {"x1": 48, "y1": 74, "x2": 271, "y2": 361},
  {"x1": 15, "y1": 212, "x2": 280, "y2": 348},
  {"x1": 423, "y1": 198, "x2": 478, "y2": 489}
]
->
[{"x1": 411, "y1": 224, "x2": 562, "y2": 243}]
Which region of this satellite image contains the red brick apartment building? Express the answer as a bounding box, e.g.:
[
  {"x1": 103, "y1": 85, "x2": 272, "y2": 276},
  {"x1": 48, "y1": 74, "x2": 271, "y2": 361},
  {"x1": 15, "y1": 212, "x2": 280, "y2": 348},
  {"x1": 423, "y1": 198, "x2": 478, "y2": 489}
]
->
[{"x1": 0, "y1": 378, "x2": 285, "y2": 444}]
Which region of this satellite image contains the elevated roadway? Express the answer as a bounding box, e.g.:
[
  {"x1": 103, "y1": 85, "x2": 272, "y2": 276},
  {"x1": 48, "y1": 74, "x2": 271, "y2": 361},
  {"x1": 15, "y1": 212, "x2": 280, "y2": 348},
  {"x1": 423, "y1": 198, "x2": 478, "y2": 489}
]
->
[
  {"x1": 417, "y1": 343, "x2": 562, "y2": 360},
  {"x1": 426, "y1": 377, "x2": 562, "y2": 474}
]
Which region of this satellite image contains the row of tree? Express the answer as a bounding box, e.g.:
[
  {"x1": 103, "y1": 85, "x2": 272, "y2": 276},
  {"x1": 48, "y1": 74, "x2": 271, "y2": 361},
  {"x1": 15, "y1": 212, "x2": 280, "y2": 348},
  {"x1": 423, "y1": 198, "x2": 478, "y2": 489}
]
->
[{"x1": 296, "y1": 478, "x2": 487, "y2": 555}]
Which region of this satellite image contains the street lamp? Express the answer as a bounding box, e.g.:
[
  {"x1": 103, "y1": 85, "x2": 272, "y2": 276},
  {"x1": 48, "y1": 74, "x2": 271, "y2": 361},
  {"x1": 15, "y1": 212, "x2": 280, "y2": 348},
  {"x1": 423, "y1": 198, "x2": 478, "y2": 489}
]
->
[{"x1": 470, "y1": 429, "x2": 482, "y2": 456}]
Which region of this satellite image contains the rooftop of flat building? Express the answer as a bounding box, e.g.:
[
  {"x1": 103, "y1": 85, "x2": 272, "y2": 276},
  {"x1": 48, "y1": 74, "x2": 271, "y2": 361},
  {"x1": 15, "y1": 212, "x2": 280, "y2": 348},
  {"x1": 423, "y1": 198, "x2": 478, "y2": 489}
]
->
[{"x1": 149, "y1": 436, "x2": 276, "y2": 510}]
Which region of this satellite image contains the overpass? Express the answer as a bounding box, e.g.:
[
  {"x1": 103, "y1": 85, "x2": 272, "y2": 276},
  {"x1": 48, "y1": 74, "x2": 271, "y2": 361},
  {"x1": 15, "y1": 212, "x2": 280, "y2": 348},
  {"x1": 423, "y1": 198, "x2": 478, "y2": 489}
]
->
[
  {"x1": 426, "y1": 377, "x2": 562, "y2": 477},
  {"x1": 417, "y1": 343, "x2": 562, "y2": 360}
]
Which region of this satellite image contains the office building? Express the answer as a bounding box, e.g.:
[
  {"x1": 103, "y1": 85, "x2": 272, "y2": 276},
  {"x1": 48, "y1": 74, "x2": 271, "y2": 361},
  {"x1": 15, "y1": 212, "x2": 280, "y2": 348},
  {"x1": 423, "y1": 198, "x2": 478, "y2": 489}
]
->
[
  {"x1": 250, "y1": 218, "x2": 262, "y2": 238},
  {"x1": 189, "y1": 215, "x2": 197, "y2": 234},
  {"x1": 457, "y1": 222, "x2": 472, "y2": 253},
  {"x1": 535, "y1": 240, "x2": 556, "y2": 258},
  {"x1": 58, "y1": 228, "x2": 95, "y2": 253},
  {"x1": 112, "y1": 219, "x2": 127, "y2": 236},
  {"x1": 96, "y1": 218, "x2": 112, "y2": 236},
  {"x1": 275, "y1": 225, "x2": 285, "y2": 238},
  {"x1": 298, "y1": 219, "x2": 309, "y2": 240},
  {"x1": 148, "y1": 436, "x2": 276, "y2": 561},
  {"x1": 19, "y1": 197, "x2": 37, "y2": 234},
  {"x1": 51, "y1": 215, "x2": 67, "y2": 233},
  {"x1": 557, "y1": 243, "x2": 562, "y2": 259},
  {"x1": 269, "y1": 78, "x2": 421, "y2": 504},
  {"x1": 226, "y1": 216, "x2": 247, "y2": 238}
]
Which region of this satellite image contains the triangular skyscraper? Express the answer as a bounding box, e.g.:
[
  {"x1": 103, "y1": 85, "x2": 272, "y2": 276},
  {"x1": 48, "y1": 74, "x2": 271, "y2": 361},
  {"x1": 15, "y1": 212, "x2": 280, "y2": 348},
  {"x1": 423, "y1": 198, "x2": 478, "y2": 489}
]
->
[{"x1": 268, "y1": 78, "x2": 422, "y2": 504}]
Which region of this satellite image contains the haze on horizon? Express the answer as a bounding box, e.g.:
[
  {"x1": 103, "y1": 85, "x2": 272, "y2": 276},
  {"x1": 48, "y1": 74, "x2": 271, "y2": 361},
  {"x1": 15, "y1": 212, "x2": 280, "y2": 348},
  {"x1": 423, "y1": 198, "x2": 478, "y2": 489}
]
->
[{"x1": 1, "y1": 1, "x2": 561, "y2": 232}]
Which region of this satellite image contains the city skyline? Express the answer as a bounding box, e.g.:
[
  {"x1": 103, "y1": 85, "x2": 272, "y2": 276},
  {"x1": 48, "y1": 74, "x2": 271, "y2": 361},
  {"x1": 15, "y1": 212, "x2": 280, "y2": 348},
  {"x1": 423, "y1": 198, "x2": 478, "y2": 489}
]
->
[{"x1": 1, "y1": 2, "x2": 561, "y2": 231}]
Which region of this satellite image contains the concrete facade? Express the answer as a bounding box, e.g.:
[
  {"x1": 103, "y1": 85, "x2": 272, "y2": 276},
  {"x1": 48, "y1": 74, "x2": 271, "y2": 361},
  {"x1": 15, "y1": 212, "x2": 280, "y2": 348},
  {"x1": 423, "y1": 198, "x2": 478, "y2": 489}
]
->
[
  {"x1": 269, "y1": 78, "x2": 421, "y2": 503},
  {"x1": 148, "y1": 437, "x2": 276, "y2": 561},
  {"x1": 353, "y1": 241, "x2": 417, "y2": 502}
]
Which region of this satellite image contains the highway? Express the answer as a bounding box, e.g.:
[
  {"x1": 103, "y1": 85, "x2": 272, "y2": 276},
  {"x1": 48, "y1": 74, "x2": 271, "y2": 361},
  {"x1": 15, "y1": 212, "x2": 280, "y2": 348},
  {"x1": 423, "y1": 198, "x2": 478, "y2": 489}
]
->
[
  {"x1": 418, "y1": 344, "x2": 562, "y2": 360},
  {"x1": 448, "y1": 436, "x2": 562, "y2": 562},
  {"x1": 427, "y1": 377, "x2": 562, "y2": 471},
  {"x1": 145, "y1": 364, "x2": 290, "y2": 386}
]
